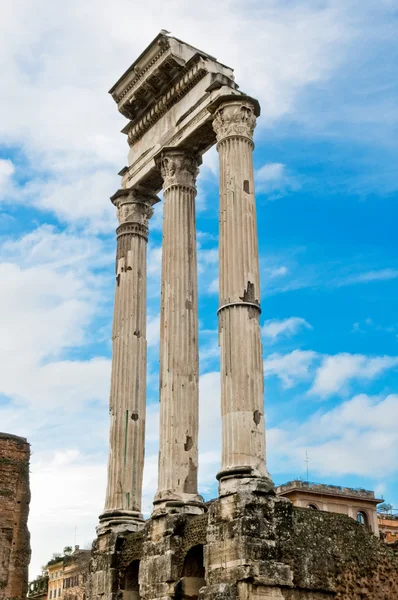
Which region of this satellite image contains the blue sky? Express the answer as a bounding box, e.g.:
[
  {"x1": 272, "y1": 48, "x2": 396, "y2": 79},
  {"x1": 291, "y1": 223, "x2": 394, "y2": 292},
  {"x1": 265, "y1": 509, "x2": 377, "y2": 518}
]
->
[{"x1": 0, "y1": 0, "x2": 397, "y2": 578}]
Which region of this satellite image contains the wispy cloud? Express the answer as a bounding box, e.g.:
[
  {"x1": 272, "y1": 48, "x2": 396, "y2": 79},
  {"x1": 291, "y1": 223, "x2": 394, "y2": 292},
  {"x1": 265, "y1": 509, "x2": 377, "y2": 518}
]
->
[
  {"x1": 256, "y1": 162, "x2": 300, "y2": 198},
  {"x1": 311, "y1": 353, "x2": 398, "y2": 397},
  {"x1": 264, "y1": 349, "x2": 398, "y2": 398},
  {"x1": 268, "y1": 393, "x2": 398, "y2": 480},
  {"x1": 263, "y1": 349, "x2": 318, "y2": 388},
  {"x1": 262, "y1": 317, "x2": 312, "y2": 342},
  {"x1": 341, "y1": 268, "x2": 398, "y2": 285}
]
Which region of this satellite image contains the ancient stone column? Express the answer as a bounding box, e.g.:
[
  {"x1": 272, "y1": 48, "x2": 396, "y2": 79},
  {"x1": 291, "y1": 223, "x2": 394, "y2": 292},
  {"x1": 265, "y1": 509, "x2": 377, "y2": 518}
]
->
[
  {"x1": 153, "y1": 149, "x2": 204, "y2": 514},
  {"x1": 99, "y1": 186, "x2": 158, "y2": 533},
  {"x1": 212, "y1": 97, "x2": 272, "y2": 495}
]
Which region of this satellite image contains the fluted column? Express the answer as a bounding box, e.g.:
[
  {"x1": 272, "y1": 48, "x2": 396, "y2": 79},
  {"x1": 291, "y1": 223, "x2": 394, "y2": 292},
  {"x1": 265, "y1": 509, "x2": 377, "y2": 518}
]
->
[
  {"x1": 153, "y1": 148, "x2": 204, "y2": 515},
  {"x1": 99, "y1": 185, "x2": 159, "y2": 533},
  {"x1": 212, "y1": 97, "x2": 272, "y2": 495}
]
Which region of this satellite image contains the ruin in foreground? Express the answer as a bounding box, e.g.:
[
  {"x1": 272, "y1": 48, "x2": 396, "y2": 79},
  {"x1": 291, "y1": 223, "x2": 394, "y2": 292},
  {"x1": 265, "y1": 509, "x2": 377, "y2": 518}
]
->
[
  {"x1": 0, "y1": 432, "x2": 30, "y2": 600},
  {"x1": 87, "y1": 33, "x2": 398, "y2": 599}
]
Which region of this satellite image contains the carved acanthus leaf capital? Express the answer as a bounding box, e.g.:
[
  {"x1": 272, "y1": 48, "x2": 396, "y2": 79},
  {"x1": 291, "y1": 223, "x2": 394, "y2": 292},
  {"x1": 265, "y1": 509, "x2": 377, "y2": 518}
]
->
[
  {"x1": 212, "y1": 100, "x2": 257, "y2": 143},
  {"x1": 111, "y1": 187, "x2": 158, "y2": 227},
  {"x1": 157, "y1": 150, "x2": 200, "y2": 191}
]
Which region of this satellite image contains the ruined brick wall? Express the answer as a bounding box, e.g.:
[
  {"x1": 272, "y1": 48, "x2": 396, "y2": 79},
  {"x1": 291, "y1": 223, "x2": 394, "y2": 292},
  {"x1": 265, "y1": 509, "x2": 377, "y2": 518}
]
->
[
  {"x1": 281, "y1": 505, "x2": 398, "y2": 599},
  {"x1": 0, "y1": 433, "x2": 31, "y2": 600}
]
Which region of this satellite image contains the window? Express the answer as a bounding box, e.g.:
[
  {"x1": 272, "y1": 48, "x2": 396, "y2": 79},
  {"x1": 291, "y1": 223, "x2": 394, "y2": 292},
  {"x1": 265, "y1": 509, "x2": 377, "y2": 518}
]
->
[
  {"x1": 58, "y1": 588, "x2": 61, "y2": 596},
  {"x1": 357, "y1": 511, "x2": 368, "y2": 526},
  {"x1": 50, "y1": 591, "x2": 52, "y2": 599},
  {"x1": 307, "y1": 504, "x2": 319, "y2": 510}
]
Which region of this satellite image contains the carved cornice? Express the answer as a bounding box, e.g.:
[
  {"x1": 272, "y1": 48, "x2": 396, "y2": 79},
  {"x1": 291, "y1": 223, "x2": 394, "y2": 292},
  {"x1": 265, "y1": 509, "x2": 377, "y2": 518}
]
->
[
  {"x1": 112, "y1": 40, "x2": 170, "y2": 104},
  {"x1": 212, "y1": 100, "x2": 257, "y2": 143},
  {"x1": 126, "y1": 58, "x2": 207, "y2": 146},
  {"x1": 157, "y1": 150, "x2": 200, "y2": 191}
]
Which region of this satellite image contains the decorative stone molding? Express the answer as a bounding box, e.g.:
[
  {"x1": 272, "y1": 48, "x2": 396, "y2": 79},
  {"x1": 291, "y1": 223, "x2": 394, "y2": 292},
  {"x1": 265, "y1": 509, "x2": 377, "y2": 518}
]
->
[
  {"x1": 126, "y1": 58, "x2": 207, "y2": 146},
  {"x1": 112, "y1": 38, "x2": 170, "y2": 104},
  {"x1": 157, "y1": 149, "x2": 200, "y2": 191},
  {"x1": 212, "y1": 99, "x2": 257, "y2": 143}
]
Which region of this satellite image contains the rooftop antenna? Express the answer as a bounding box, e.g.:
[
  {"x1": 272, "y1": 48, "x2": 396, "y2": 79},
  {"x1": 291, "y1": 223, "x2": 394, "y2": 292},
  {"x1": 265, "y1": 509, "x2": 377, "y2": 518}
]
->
[{"x1": 305, "y1": 451, "x2": 309, "y2": 482}]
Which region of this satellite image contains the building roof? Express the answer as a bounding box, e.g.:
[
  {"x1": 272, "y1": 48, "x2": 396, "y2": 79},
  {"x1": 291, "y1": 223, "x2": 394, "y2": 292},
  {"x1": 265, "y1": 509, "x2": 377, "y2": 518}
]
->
[{"x1": 276, "y1": 480, "x2": 383, "y2": 504}]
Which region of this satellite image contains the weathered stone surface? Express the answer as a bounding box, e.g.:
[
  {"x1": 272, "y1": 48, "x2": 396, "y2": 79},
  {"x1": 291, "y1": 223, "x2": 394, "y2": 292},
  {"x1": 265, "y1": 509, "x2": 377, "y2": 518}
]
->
[
  {"x1": 99, "y1": 186, "x2": 159, "y2": 534},
  {"x1": 89, "y1": 492, "x2": 398, "y2": 599},
  {"x1": 211, "y1": 97, "x2": 271, "y2": 494},
  {"x1": 281, "y1": 506, "x2": 398, "y2": 598},
  {"x1": 154, "y1": 149, "x2": 203, "y2": 515},
  {"x1": 0, "y1": 432, "x2": 31, "y2": 600}
]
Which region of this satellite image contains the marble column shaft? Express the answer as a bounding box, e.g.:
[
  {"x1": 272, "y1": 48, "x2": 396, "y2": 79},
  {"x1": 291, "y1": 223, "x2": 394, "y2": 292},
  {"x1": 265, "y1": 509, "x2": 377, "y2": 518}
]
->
[
  {"x1": 212, "y1": 98, "x2": 270, "y2": 489},
  {"x1": 154, "y1": 149, "x2": 203, "y2": 512},
  {"x1": 100, "y1": 186, "x2": 157, "y2": 531}
]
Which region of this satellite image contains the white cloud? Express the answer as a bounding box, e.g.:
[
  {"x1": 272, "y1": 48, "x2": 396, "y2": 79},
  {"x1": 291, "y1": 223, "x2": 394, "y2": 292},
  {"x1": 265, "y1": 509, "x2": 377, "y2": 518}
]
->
[
  {"x1": 263, "y1": 349, "x2": 318, "y2": 388},
  {"x1": 343, "y1": 268, "x2": 398, "y2": 284},
  {"x1": 256, "y1": 162, "x2": 300, "y2": 197},
  {"x1": 268, "y1": 393, "x2": 398, "y2": 482},
  {"x1": 0, "y1": 159, "x2": 15, "y2": 192},
  {"x1": 147, "y1": 314, "x2": 160, "y2": 348},
  {"x1": 0, "y1": 0, "x2": 355, "y2": 227},
  {"x1": 262, "y1": 317, "x2": 312, "y2": 342},
  {"x1": 29, "y1": 450, "x2": 106, "y2": 577},
  {"x1": 311, "y1": 353, "x2": 398, "y2": 397},
  {"x1": 207, "y1": 278, "x2": 218, "y2": 294},
  {"x1": 264, "y1": 348, "x2": 398, "y2": 397},
  {"x1": 264, "y1": 265, "x2": 289, "y2": 279}
]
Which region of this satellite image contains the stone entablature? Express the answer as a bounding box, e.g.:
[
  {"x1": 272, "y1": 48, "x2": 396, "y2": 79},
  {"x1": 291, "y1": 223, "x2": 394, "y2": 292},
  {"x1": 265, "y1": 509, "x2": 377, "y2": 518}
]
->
[{"x1": 110, "y1": 33, "x2": 241, "y2": 191}]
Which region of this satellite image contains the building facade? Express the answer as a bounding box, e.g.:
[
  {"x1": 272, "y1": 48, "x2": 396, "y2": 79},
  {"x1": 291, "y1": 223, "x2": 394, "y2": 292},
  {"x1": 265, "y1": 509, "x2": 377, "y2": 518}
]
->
[
  {"x1": 276, "y1": 480, "x2": 382, "y2": 534},
  {"x1": 28, "y1": 575, "x2": 49, "y2": 600},
  {"x1": 47, "y1": 559, "x2": 64, "y2": 600},
  {"x1": 378, "y1": 514, "x2": 398, "y2": 543},
  {"x1": 46, "y1": 547, "x2": 90, "y2": 600}
]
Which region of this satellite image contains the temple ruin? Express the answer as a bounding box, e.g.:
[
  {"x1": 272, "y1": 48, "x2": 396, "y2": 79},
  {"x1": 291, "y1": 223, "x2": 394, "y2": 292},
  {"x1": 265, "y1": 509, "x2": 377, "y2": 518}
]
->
[{"x1": 88, "y1": 33, "x2": 398, "y2": 599}]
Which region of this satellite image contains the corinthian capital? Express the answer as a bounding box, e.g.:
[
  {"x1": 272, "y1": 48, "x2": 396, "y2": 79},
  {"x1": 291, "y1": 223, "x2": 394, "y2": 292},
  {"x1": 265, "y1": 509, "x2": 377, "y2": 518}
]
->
[
  {"x1": 212, "y1": 99, "x2": 257, "y2": 143},
  {"x1": 111, "y1": 186, "x2": 159, "y2": 226},
  {"x1": 156, "y1": 149, "x2": 200, "y2": 191}
]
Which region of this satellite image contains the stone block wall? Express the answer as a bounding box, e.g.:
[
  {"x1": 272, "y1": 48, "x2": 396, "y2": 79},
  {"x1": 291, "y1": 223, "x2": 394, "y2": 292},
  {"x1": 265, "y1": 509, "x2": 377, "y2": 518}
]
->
[
  {"x1": 0, "y1": 432, "x2": 31, "y2": 600},
  {"x1": 283, "y1": 506, "x2": 398, "y2": 599},
  {"x1": 88, "y1": 490, "x2": 398, "y2": 600}
]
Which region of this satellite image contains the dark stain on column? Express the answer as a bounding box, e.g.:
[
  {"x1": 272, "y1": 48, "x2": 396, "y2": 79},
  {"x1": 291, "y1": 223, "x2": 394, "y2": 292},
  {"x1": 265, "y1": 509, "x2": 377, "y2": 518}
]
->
[
  {"x1": 253, "y1": 410, "x2": 261, "y2": 426},
  {"x1": 184, "y1": 436, "x2": 193, "y2": 451},
  {"x1": 184, "y1": 458, "x2": 197, "y2": 492}
]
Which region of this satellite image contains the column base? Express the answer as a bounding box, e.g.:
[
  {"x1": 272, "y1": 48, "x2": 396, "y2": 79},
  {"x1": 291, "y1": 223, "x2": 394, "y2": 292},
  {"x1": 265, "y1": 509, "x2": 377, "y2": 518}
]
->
[
  {"x1": 216, "y1": 466, "x2": 274, "y2": 497},
  {"x1": 97, "y1": 509, "x2": 145, "y2": 535},
  {"x1": 152, "y1": 491, "x2": 205, "y2": 517}
]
